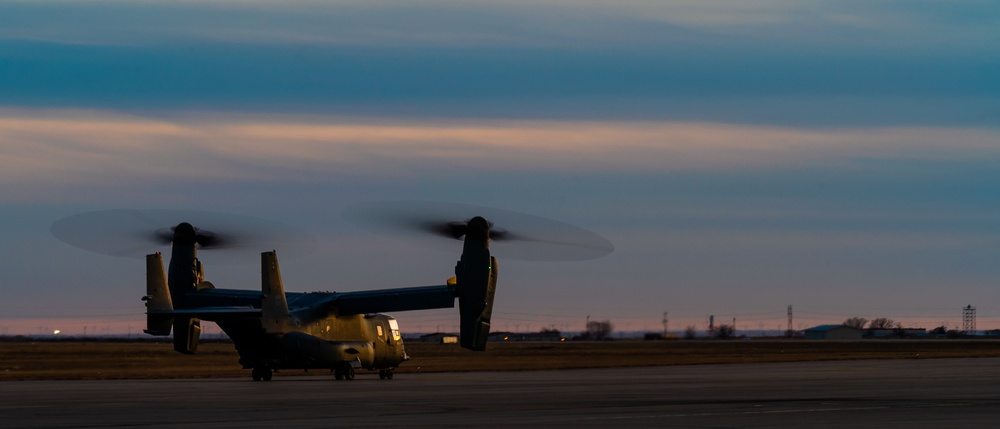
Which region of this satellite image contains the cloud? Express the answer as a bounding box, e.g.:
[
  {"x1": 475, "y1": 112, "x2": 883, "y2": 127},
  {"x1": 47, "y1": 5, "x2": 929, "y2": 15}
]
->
[
  {"x1": 3, "y1": 109, "x2": 999, "y2": 201},
  {"x1": 0, "y1": 1, "x2": 996, "y2": 53},
  {"x1": 0, "y1": 2, "x2": 998, "y2": 335},
  {"x1": 2, "y1": 2, "x2": 995, "y2": 126}
]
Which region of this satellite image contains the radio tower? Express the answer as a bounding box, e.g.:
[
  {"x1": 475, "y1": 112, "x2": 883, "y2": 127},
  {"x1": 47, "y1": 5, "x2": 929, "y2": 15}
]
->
[
  {"x1": 786, "y1": 305, "x2": 793, "y2": 336},
  {"x1": 963, "y1": 305, "x2": 977, "y2": 334}
]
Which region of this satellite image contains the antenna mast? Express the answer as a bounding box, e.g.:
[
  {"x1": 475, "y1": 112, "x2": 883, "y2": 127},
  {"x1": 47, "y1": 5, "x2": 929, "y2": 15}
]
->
[
  {"x1": 963, "y1": 305, "x2": 976, "y2": 334},
  {"x1": 786, "y1": 305, "x2": 793, "y2": 336}
]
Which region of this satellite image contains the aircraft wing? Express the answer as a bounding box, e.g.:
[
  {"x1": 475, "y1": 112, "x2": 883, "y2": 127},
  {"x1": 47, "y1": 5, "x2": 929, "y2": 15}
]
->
[
  {"x1": 304, "y1": 285, "x2": 457, "y2": 316},
  {"x1": 168, "y1": 284, "x2": 458, "y2": 319}
]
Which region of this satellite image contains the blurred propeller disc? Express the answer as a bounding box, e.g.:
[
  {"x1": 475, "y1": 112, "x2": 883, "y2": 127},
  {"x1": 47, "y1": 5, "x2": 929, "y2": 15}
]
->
[
  {"x1": 343, "y1": 201, "x2": 614, "y2": 261},
  {"x1": 50, "y1": 209, "x2": 313, "y2": 263}
]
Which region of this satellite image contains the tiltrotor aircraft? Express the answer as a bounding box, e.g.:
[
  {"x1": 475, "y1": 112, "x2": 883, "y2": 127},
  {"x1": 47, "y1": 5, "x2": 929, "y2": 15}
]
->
[{"x1": 51, "y1": 204, "x2": 612, "y2": 381}]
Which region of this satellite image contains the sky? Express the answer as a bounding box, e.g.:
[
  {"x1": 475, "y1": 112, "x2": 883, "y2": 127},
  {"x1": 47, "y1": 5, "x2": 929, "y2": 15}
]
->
[{"x1": 1, "y1": 0, "x2": 999, "y2": 336}]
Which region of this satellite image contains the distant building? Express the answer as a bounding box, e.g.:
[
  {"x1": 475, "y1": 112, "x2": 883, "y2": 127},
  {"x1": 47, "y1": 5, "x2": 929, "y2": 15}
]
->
[
  {"x1": 419, "y1": 333, "x2": 458, "y2": 344},
  {"x1": 803, "y1": 325, "x2": 863, "y2": 340},
  {"x1": 866, "y1": 328, "x2": 927, "y2": 338}
]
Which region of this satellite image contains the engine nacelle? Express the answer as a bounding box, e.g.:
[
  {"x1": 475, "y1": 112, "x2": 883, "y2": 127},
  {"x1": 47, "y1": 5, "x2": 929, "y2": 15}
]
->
[{"x1": 456, "y1": 216, "x2": 498, "y2": 351}]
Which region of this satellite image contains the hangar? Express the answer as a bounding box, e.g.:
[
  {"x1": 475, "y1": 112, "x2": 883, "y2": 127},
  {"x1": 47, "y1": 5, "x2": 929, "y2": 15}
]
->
[
  {"x1": 420, "y1": 333, "x2": 459, "y2": 344},
  {"x1": 803, "y1": 325, "x2": 864, "y2": 340}
]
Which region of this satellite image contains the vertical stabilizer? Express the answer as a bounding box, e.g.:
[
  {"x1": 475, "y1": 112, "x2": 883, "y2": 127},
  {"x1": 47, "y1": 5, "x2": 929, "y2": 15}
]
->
[
  {"x1": 143, "y1": 253, "x2": 173, "y2": 336},
  {"x1": 261, "y1": 251, "x2": 289, "y2": 333}
]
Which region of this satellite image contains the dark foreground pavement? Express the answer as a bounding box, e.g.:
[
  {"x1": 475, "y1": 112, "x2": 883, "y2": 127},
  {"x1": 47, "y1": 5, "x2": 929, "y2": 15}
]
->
[{"x1": 2, "y1": 357, "x2": 998, "y2": 428}]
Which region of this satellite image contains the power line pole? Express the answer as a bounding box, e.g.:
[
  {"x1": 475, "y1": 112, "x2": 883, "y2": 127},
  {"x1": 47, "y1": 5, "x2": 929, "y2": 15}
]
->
[
  {"x1": 786, "y1": 305, "x2": 793, "y2": 336},
  {"x1": 662, "y1": 312, "x2": 668, "y2": 335}
]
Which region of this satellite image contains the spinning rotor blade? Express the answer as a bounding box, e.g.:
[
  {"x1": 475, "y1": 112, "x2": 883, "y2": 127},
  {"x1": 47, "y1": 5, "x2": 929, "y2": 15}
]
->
[
  {"x1": 51, "y1": 209, "x2": 312, "y2": 261},
  {"x1": 421, "y1": 220, "x2": 510, "y2": 241},
  {"x1": 152, "y1": 225, "x2": 230, "y2": 249},
  {"x1": 343, "y1": 201, "x2": 614, "y2": 261}
]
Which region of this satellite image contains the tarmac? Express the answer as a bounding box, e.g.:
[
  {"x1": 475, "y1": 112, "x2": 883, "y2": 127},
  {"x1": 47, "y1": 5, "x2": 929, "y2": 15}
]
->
[{"x1": 3, "y1": 357, "x2": 1000, "y2": 428}]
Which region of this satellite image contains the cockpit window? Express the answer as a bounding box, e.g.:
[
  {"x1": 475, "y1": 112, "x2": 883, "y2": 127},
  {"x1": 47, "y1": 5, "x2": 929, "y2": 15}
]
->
[{"x1": 388, "y1": 318, "x2": 401, "y2": 341}]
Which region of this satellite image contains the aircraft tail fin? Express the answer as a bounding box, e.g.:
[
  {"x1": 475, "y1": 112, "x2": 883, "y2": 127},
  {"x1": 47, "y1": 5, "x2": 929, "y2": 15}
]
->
[
  {"x1": 143, "y1": 253, "x2": 173, "y2": 336},
  {"x1": 456, "y1": 217, "x2": 499, "y2": 351},
  {"x1": 261, "y1": 251, "x2": 289, "y2": 333}
]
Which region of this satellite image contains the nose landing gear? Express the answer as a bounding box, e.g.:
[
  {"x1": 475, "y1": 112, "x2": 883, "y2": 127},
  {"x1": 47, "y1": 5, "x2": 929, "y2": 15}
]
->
[
  {"x1": 251, "y1": 367, "x2": 273, "y2": 381},
  {"x1": 334, "y1": 365, "x2": 355, "y2": 380}
]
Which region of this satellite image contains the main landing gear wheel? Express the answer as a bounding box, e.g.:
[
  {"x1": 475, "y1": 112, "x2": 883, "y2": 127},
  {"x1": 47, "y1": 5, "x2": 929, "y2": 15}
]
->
[
  {"x1": 251, "y1": 367, "x2": 273, "y2": 382},
  {"x1": 334, "y1": 366, "x2": 355, "y2": 380},
  {"x1": 378, "y1": 370, "x2": 394, "y2": 380}
]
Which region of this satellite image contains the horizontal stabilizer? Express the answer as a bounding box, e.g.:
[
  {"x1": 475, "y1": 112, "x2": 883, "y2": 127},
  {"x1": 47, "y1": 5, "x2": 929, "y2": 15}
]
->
[{"x1": 148, "y1": 306, "x2": 261, "y2": 320}]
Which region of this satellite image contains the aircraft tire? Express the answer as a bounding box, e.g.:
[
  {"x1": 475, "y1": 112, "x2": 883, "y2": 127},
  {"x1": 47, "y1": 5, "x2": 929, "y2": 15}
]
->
[
  {"x1": 386, "y1": 370, "x2": 393, "y2": 380},
  {"x1": 251, "y1": 367, "x2": 262, "y2": 381},
  {"x1": 344, "y1": 367, "x2": 355, "y2": 380},
  {"x1": 262, "y1": 368, "x2": 273, "y2": 381},
  {"x1": 378, "y1": 370, "x2": 386, "y2": 380},
  {"x1": 334, "y1": 368, "x2": 344, "y2": 380}
]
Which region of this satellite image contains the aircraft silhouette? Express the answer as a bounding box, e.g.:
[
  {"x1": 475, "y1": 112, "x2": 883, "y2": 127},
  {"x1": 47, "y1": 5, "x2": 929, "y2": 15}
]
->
[{"x1": 52, "y1": 205, "x2": 612, "y2": 381}]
